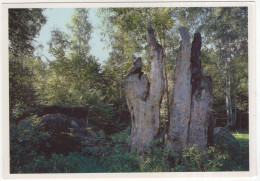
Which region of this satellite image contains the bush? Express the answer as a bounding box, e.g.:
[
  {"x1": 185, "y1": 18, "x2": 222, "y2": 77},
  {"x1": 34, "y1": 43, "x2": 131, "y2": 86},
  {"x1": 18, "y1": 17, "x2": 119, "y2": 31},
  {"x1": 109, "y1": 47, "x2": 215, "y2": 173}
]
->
[
  {"x1": 102, "y1": 145, "x2": 140, "y2": 172},
  {"x1": 138, "y1": 138, "x2": 231, "y2": 172},
  {"x1": 90, "y1": 128, "x2": 140, "y2": 172},
  {"x1": 171, "y1": 146, "x2": 229, "y2": 172},
  {"x1": 10, "y1": 116, "x2": 245, "y2": 173},
  {"x1": 140, "y1": 139, "x2": 171, "y2": 172},
  {"x1": 10, "y1": 115, "x2": 52, "y2": 173}
]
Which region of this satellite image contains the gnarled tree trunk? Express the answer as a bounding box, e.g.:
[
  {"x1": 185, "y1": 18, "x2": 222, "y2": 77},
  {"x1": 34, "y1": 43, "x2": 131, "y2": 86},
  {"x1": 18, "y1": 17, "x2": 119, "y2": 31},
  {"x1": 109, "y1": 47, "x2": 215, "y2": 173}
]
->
[
  {"x1": 123, "y1": 26, "x2": 164, "y2": 153},
  {"x1": 167, "y1": 28, "x2": 213, "y2": 152}
]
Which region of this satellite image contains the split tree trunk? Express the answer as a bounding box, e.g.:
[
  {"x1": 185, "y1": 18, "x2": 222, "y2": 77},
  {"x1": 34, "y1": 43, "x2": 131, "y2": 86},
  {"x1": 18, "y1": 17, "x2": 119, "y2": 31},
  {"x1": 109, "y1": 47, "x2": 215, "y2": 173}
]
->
[
  {"x1": 188, "y1": 32, "x2": 213, "y2": 151},
  {"x1": 167, "y1": 28, "x2": 213, "y2": 152},
  {"x1": 123, "y1": 26, "x2": 164, "y2": 153}
]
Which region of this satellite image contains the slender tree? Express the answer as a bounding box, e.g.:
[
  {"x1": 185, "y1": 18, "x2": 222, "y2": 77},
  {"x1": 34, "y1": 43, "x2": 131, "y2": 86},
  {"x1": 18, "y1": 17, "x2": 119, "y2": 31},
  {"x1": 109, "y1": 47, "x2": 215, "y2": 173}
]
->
[{"x1": 9, "y1": 8, "x2": 46, "y2": 112}]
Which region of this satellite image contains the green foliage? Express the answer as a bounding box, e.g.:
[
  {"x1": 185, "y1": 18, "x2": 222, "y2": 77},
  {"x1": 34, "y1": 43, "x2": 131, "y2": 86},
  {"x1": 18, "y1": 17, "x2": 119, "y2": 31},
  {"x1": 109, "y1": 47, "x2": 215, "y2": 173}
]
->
[
  {"x1": 9, "y1": 55, "x2": 49, "y2": 112},
  {"x1": 44, "y1": 9, "x2": 120, "y2": 129},
  {"x1": 140, "y1": 145, "x2": 171, "y2": 172},
  {"x1": 16, "y1": 153, "x2": 103, "y2": 173},
  {"x1": 109, "y1": 127, "x2": 130, "y2": 143},
  {"x1": 9, "y1": 8, "x2": 47, "y2": 113},
  {"x1": 67, "y1": 9, "x2": 92, "y2": 56},
  {"x1": 9, "y1": 8, "x2": 47, "y2": 56},
  {"x1": 171, "y1": 147, "x2": 228, "y2": 172},
  {"x1": 101, "y1": 145, "x2": 140, "y2": 172},
  {"x1": 9, "y1": 7, "x2": 249, "y2": 173},
  {"x1": 139, "y1": 140, "x2": 230, "y2": 172},
  {"x1": 80, "y1": 90, "x2": 114, "y2": 124},
  {"x1": 231, "y1": 131, "x2": 249, "y2": 170},
  {"x1": 10, "y1": 115, "x2": 52, "y2": 173},
  {"x1": 10, "y1": 118, "x2": 249, "y2": 173}
]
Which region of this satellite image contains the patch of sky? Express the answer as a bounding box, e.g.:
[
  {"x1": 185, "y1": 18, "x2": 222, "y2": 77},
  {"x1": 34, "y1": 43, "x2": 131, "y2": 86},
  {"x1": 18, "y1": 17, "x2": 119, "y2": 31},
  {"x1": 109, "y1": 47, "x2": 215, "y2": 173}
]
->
[{"x1": 34, "y1": 8, "x2": 110, "y2": 64}]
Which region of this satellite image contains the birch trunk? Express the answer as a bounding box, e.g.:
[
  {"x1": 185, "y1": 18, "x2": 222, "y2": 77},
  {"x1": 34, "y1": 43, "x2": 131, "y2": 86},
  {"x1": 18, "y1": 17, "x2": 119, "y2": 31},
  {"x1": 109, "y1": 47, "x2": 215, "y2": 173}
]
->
[
  {"x1": 123, "y1": 26, "x2": 165, "y2": 153},
  {"x1": 225, "y1": 61, "x2": 232, "y2": 125},
  {"x1": 231, "y1": 94, "x2": 237, "y2": 128}
]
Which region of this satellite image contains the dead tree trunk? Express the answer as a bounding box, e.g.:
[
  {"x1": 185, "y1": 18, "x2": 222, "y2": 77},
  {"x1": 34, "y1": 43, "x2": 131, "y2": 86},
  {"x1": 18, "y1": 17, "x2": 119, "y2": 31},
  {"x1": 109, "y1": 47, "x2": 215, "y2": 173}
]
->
[
  {"x1": 123, "y1": 26, "x2": 164, "y2": 153},
  {"x1": 189, "y1": 75, "x2": 213, "y2": 151},
  {"x1": 167, "y1": 28, "x2": 213, "y2": 152},
  {"x1": 188, "y1": 32, "x2": 213, "y2": 151},
  {"x1": 167, "y1": 28, "x2": 192, "y2": 152}
]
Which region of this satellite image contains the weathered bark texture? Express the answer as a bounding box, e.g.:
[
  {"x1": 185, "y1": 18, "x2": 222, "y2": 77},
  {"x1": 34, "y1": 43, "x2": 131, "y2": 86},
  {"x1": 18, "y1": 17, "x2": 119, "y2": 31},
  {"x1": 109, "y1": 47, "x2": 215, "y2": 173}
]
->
[
  {"x1": 123, "y1": 26, "x2": 164, "y2": 152},
  {"x1": 167, "y1": 28, "x2": 192, "y2": 152},
  {"x1": 188, "y1": 32, "x2": 213, "y2": 151},
  {"x1": 189, "y1": 76, "x2": 213, "y2": 151},
  {"x1": 167, "y1": 28, "x2": 213, "y2": 152}
]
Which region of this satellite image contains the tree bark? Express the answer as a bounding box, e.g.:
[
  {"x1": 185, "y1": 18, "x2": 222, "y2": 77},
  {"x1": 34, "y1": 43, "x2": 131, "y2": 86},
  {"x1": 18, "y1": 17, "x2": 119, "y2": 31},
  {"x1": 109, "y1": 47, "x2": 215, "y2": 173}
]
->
[
  {"x1": 119, "y1": 32, "x2": 124, "y2": 122},
  {"x1": 163, "y1": 52, "x2": 171, "y2": 132},
  {"x1": 231, "y1": 93, "x2": 237, "y2": 128},
  {"x1": 189, "y1": 76, "x2": 213, "y2": 151},
  {"x1": 225, "y1": 60, "x2": 232, "y2": 126},
  {"x1": 123, "y1": 26, "x2": 164, "y2": 153},
  {"x1": 167, "y1": 27, "x2": 192, "y2": 152},
  {"x1": 167, "y1": 29, "x2": 213, "y2": 152},
  {"x1": 188, "y1": 32, "x2": 213, "y2": 151}
]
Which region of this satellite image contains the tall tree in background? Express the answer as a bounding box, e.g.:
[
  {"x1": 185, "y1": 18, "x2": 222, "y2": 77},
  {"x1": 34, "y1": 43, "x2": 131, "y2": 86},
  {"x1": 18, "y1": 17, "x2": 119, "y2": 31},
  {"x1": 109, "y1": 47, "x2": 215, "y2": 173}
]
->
[
  {"x1": 202, "y1": 7, "x2": 248, "y2": 128},
  {"x1": 9, "y1": 9, "x2": 47, "y2": 56},
  {"x1": 99, "y1": 8, "x2": 145, "y2": 124},
  {"x1": 99, "y1": 8, "x2": 176, "y2": 132},
  {"x1": 48, "y1": 8, "x2": 98, "y2": 103},
  {"x1": 9, "y1": 9, "x2": 46, "y2": 112},
  {"x1": 67, "y1": 8, "x2": 92, "y2": 57},
  {"x1": 173, "y1": 7, "x2": 248, "y2": 128},
  {"x1": 47, "y1": 8, "x2": 114, "y2": 129}
]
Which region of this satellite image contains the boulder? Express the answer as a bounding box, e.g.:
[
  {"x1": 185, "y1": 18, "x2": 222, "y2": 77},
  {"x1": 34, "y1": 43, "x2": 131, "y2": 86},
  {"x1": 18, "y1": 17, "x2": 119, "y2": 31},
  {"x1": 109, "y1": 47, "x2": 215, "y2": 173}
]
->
[
  {"x1": 40, "y1": 113, "x2": 79, "y2": 132},
  {"x1": 213, "y1": 127, "x2": 240, "y2": 155},
  {"x1": 49, "y1": 127, "x2": 110, "y2": 154},
  {"x1": 16, "y1": 105, "x2": 88, "y2": 127},
  {"x1": 39, "y1": 113, "x2": 109, "y2": 154}
]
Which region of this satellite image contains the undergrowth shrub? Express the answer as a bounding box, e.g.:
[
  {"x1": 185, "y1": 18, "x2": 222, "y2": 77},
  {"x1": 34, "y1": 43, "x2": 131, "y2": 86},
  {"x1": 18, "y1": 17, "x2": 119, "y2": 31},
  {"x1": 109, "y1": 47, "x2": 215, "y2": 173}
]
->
[
  {"x1": 140, "y1": 139, "x2": 171, "y2": 172},
  {"x1": 10, "y1": 114, "x2": 246, "y2": 173},
  {"x1": 102, "y1": 145, "x2": 140, "y2": 172},
  {"x1": 138, "y1": 138, "x2": 232, "y2": 172},
  {"x1": 171, "y1": 146, "x2": 229, "y2": 172},
  {"x1": 10, "y1": 115, "x2": 52, "y2": 173}
]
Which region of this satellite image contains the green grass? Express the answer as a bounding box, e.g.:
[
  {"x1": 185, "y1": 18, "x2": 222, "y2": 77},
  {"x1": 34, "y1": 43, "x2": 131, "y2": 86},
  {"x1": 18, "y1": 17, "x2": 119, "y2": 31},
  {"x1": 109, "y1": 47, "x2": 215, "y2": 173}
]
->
[{"x1": 232, "y1": 130, "x2": 249, "y2": 171}]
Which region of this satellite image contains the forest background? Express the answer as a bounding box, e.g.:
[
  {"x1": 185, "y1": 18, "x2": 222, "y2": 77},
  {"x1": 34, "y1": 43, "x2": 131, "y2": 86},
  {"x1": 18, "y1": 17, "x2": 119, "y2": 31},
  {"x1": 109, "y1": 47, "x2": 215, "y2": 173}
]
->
[{"x1": 6, "y1": 7, "x2": 249, "y2": 173}]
